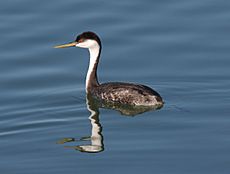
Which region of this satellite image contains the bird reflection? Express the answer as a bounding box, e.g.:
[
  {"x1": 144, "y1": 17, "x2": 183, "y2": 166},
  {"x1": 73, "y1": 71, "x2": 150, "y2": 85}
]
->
[{"x1": 57, "y1": 94, "x2": 162, "y2": 153}]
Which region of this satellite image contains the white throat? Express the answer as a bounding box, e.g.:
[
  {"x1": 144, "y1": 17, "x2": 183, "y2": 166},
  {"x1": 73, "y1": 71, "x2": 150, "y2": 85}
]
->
[
  {"x1": 86, "y1": 45, "x2": 99, "y2": 90},
  {"x1": 76, "y1": 39, "x2": 100, "y2": 92}
]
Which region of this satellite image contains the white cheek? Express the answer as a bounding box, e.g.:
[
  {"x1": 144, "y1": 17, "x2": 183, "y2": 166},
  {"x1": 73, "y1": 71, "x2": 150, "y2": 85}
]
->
[
  {"x1": 75, "y1": 42, "x2": 88, "y2": 48},
  {"x1": 76, "y1": 40, "x2": 98, "y2": 48}
]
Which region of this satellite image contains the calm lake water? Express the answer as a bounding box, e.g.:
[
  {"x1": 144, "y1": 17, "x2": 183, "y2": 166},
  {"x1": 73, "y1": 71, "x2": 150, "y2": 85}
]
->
[{"x1": 0, "y1": 0, "x2": 230, "y2": 173}]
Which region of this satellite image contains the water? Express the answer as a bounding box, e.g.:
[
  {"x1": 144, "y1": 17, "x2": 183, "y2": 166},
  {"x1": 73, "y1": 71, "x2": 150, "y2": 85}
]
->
[{"x1": 1, "y1": 0, "x2": 230, "y2": 173}]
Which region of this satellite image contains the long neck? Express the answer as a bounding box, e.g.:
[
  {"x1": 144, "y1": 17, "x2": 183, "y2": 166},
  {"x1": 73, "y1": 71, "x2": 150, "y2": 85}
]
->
[{"x1": 86, "y1": 44, "x2": 101, "y2": 93}]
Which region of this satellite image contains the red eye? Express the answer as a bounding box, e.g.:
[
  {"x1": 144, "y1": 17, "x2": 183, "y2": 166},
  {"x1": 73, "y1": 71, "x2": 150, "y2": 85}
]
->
[{"x1": 78, "y1": 39, "x2": 84, "y2": 43}]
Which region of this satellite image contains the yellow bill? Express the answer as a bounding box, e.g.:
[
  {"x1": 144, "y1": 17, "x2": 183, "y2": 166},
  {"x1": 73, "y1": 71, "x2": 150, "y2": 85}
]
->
[{"x1": 54, "y1": 42, "x2": 77, "y2": 48}]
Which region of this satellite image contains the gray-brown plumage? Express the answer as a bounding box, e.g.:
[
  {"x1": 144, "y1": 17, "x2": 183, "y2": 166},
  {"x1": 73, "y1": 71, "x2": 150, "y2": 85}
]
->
[{"x1": 91, "y1": 82, "x2": 163, "y2": 107}]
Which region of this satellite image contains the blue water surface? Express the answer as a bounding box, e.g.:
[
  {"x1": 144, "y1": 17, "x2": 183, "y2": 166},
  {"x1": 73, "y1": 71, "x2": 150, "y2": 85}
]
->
[{"x1": 0, "y1": 0, "x2": 230, "y2": 174}]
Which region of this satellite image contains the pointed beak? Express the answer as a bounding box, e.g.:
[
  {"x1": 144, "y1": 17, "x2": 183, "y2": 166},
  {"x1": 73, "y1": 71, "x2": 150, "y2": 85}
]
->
[{"x1": 54, "y1": 41, "x2": 77, "y2": 48}]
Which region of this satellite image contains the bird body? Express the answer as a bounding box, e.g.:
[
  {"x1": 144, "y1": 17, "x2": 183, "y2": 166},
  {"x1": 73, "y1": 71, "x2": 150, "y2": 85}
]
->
[{"x1": 91, "y1": 82, "x2": 162, "y2": 106}]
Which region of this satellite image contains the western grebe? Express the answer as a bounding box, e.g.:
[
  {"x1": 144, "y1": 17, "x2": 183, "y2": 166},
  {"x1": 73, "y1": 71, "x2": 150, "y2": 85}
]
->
[{"x1": 54, "y1": 31, "x2": 163, "y2": 107}]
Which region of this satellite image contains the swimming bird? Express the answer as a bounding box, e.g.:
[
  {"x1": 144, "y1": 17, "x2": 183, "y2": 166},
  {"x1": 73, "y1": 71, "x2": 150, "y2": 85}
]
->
[{"x1": 54, "y1": 31, "x2": 163, "y2": 107}]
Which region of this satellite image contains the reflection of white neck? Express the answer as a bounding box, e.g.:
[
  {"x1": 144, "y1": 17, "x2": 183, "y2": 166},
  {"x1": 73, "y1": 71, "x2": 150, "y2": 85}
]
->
[
  {"x1": 90, "y1": 114, "x2": 102, "y2": 147},
  {"x1": 85, "y1": 43, "x2": 100, "y2": 92},
  {"x1": 82, "y1": 100, "x2": 103, "y2": 152},
  {"x1": 87, "y1": 104, "x2": 102, "y2": 147}
]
